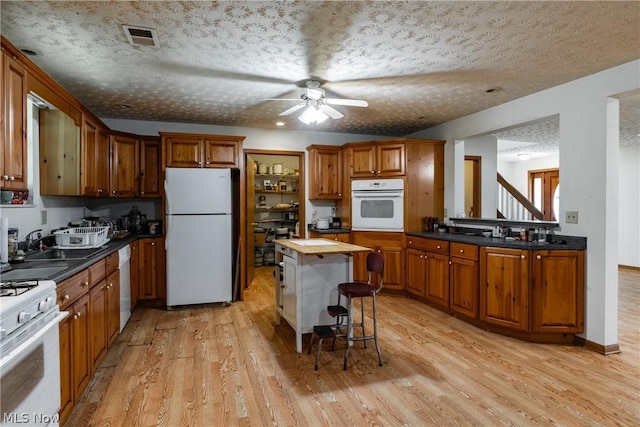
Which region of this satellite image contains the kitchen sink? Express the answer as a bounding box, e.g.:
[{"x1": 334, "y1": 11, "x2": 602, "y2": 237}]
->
[
  {"x1": 25, "y1": 246, "x2": 110, "y2": 261},
  {"x1": 1, "y1": 265, "x2": 70, "y2": 281}
]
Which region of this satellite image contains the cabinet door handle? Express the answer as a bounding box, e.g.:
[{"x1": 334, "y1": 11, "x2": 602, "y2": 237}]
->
[
  {"x1": 1, "y1": 175, "x2": 8, "y2": 180},
  {"x1": 198, "y1": 161, "x2": 202, "y2": 166},
  {"x1": 151, "y1": 242, "x2": 155, "y2": 246},
  {"x1": 436, "y1": 245, "x2": 441, "y2": 249},
  {"x1": 83, "y1": 281, "x2": 89, "y2": 287},
  {"x1": 376, "y1": 170, "x2": 381, "y2": 174},
  {"x1": 73, "y1": 314, "x2": 78, "y2": 320},
  {"x1": 536, "y1": 255, "x2": 541, "y2": 259},
  {"x1": 448, "y1": 261, "x2": 452, "y2": 265},
  {"x1": 206, "y1": 161, "x2": 210, "y2": 165},
  {"x1": 112, "y1": 190, "x2": 116, "y2": 194},
  {"x1": 64, "y1": 294, "x2": 70, "y2": 301},
  {"x1": 459, "y1": 249, "x2": 464, "y2": 253},
  {"x1": 521, "y1": 255, "x2": 526, "y2": 259},
  {"x1": 9, "y1": 176, "x2": 15, "y2": 181}
]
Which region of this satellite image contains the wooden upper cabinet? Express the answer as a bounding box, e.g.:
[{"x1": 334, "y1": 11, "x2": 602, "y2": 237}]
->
[
  {"x1": 405, "y1": 140, "x2": 445, "y2": 231},
  {"x1": 531, "y1": 250, "x2": 584, "y2": 334},
  {"x1": 307, "y1": 145, "x2": 342, "y2": 200},
  {"x1": 81, "y1": 115, "x2": 110, "y2": 197},
  {"x1": 110, "y1": 133, "x2": 139, "y2": 197},
  {"x1": 1, "y1": 51, "x2": 28, "y2": 190},
  {"x1": 140, "y1": 136, "x2": 161, "y2": 197},
  {"x1": 348, "y1": 142, "x2": 405, "y2": 178},
  {"x1": 161, "y1": 132, "x2": 244, "y2": 169},
  {"x1": 39, "y1": 109, "x2": 81, "y2": 196}
]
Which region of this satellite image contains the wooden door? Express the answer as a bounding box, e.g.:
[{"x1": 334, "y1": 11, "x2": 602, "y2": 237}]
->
[
  {"x1": 58, "y1": 313, "x2": 73, "y2": 424},
  {"x1": 89, "y1": 279, "x2": 107, "y2": 371},
  {"x1": 426, "y1": 252, "x2": 449, "y2": 307},
  {"x1": 165, "y1": 136, "x2": 203, "y2": 167},
  {"x1": 480, "y1": 247, "x2": 529, "y2": 331},
  {"x1": 140, "y1": 137, "x2": 161, "y2": 197},
  {"x1": 449, "y1": 256, "x2": 479, "y2": 318},
  {"x1": 81, "y1": 117, "x2": 99, "y2": 196},
  {"x1": 106, "y1": 269, "x2": 120, "y2": 344},
  {"x1": 308, "y1": 146, "x2": 342, "y2": 199},
  {"x1": 531, "y1": 250, "x2": 584, "y2": 333},
  {"x1": 350, "y1": 145, "x2": 376, "y2": 178},
  {"x1": 406, "y1": 248, "x2": 426, "y2": 297},
  {"x1": 110, "y1": 133, "x2": 139, "y2": 197},
  {"x1": 139, "y1": 238, "x2": 157, "y2": 300},
  {"x1": 72, "y1": 293, "x2": 91, "y2": 401},
  {"x1": 204, "y1": 138, "x2": 239, "y2": 168},
  {"x1": 464, "y1": 155, "x2": 481, "y2": 217},
  {"x1": 2, "y1": 53, "x2": 28, "y2": 190},
  {"x1": 376, "y1": 143, "x2": 405, "y2": 176},
  {"x1": 529, "y1": 169, "x2": 559, "y2": 221},
  {"x1": 246, "y1": 155, "x2": 257, "y2": 285}
]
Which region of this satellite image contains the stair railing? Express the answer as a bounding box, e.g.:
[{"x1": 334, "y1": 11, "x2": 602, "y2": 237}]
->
[{"x1": 497, "y1": 172, "x2": 545, "y2": 221}]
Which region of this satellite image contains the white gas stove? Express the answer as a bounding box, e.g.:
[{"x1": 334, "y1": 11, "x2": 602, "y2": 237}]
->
[{"x1": 0, "y1": 279, "x2": 67, "y2": 426}]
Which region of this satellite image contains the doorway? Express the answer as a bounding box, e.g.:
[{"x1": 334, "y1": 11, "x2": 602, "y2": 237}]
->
[
  {"x1": 245, "y1": 149, "x2": 305, "y2": 287},
  {"x1": 464, "y1": 156, "x2": 481, "y2": 217},
  {"x1": 529, "y1": 168, "x2": 559, "y2": 221}
]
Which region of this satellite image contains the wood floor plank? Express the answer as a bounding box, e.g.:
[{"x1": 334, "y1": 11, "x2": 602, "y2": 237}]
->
[{"x1": 66, "y1": 267, "x2": 640, "y2": 426}]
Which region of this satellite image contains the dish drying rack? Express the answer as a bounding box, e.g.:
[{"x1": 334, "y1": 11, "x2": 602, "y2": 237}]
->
[{"x1": 54, "y1": 226, "x2": 110, "y2": 249}]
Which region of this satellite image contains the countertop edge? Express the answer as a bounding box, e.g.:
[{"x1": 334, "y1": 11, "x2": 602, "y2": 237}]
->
[{"x1": 405, "y1": 231, "x2": 586, "y2": 250}]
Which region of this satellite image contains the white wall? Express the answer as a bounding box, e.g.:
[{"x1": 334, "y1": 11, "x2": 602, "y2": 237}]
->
[
  {"x1": 618, "y1": 144, "x2": 640, "y2": 267},
  {"x1": 497, "y1": 154, "x2": 560, "y2": 197},
  {"x1": 409, "y1": 59, "x2": 640, "y2": 348},
  {"x1": 464, "y1": 135, "x2": 497, "y2": 218}
]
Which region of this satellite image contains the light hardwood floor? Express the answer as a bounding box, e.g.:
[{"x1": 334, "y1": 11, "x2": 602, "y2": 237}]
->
[{"x1": 66, "y1": 267, "x2": 640, "y2": 426}]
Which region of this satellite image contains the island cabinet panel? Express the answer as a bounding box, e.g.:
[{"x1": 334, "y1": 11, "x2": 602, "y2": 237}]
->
[
  {"x1": 480, "y1": 247, "x2": 529, "y2": 331},
  {"x1": 531, "y1": 250, "x2": 584, "y2": 333},
  {"x1": 307, "y1": 145, "x2": 343, "y2": 200},
  {"x1": 449, "y1": 242, "x2": 479, "y2": 319},
  {"x1": 110, "y1": 133, "x2": 139, "y2": 197},
  {"x1": 352, "y1": 231, "x2": 405, "y2": 291},
  {"x1": 1, "y1": 51, "x2": 28, "y2": 190},
  {"x1": 161, "y1": 132, "x2": 244, "y2": 169}
]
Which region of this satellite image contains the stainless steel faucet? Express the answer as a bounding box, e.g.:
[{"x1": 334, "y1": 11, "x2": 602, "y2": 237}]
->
[{"x1": 25, "y1": 229, "x2": 43, "y2": 251}]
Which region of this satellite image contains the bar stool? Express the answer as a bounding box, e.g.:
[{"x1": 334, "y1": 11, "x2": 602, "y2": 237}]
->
[
  {"x1": 328, "y1": 251, "x2": 384, "y2": 370},
  {"x1": 307, "y1": 325, "x2": 336, "y2": 370}
]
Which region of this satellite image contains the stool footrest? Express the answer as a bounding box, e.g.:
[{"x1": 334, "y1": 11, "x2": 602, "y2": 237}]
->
[
  {"x1": 312, "y1": 325, "x2": 336, "y2": 339},
  {"x1": 327, "y1": 305, "x2": 349, "y2": 316}
]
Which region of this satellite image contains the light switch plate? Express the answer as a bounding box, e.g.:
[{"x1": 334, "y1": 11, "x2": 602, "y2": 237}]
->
[
  {"x1": 566, "y1": 210, "x2": 578, "y2": 224},
  {"x1": 41, "y1": 210, "x2": 48, "y2": 225}
]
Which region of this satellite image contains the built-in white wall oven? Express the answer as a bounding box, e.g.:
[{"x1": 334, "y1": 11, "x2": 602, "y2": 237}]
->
[{"x1": 351, "y1": 179, "x2": 404, "y2": 232}]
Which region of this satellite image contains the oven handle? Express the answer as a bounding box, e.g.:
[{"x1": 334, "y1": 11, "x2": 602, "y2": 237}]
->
[
  {"x1": 0, "y1": 311, "x2": 69, "y2": 371},
  {"x1": 352, "y1": 191, "x2": 404, "y2": 198}
]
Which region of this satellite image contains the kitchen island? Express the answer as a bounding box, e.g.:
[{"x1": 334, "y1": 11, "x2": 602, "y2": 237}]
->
[{"x1": 274, "y1": 239, "x2": 371, "y2": 353}]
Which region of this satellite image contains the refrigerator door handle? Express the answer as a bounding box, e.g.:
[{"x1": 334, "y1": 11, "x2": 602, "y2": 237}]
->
[{"x1": 164, "y1": 180, "x2": 171, "y2": 250}]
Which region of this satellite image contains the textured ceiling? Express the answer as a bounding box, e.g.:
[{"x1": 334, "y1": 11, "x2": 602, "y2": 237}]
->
[{"x1": 1, "y1": 1, "x2": 639, "y2": 144}]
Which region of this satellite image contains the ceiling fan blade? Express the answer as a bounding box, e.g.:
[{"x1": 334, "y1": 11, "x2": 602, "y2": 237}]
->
[
  {"x1": 325, "y1": 98, "x2": 369, "y2": 107},
  {"x1": 279, "y1": 104, "x2": 305, "y2": 116},
  {"x1": 264, "y1": 98, "x2": 302, "y2": 101},
  {"x1": 320, "y1": 105, "x2": 344, "y2": 119}
]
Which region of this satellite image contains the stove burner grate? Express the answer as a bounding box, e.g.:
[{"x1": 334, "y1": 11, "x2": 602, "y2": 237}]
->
[{"x1": 0, "y1": 280, "x2": 40, "y2": 297}]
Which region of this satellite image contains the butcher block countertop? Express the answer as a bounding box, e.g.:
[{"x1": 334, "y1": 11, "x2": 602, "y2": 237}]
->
[{"x1": 275, "y1": 238, "x2": 371, "y2": 255}]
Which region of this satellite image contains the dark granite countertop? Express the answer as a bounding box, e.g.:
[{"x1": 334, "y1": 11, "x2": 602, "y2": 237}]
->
[
  {"x1": 4, "y1": 234, "x2": 163, "y2": 284},
  {"x1": 309, "y1": 228, "x2": 351, "y2": 234},
  {"x1": 406, "y1": 231, "x2": 586, "y2": 250}
]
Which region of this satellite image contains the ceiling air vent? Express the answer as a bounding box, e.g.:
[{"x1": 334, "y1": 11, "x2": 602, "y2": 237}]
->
[{"x1": 122, "y1": 25, "x2": 159, "y2": 47}]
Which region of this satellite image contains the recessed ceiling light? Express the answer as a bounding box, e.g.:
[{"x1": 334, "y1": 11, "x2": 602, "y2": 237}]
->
[
  {"x1": 275, "y1": 121, "x2": 285, "y2": 126},
  {"x1": 517, "y1": 153, "x2": 531, "y2": 160},
  {"x1": 486, "y1": 87, "x2": 503, "y2": 93},
  {"x1": 20, "y1": 49, "x2": 37, "y2": 56}
]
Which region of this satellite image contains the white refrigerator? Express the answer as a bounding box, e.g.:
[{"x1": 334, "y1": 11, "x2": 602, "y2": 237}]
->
[{"x1": 165, "y1": 167, "x2": 233, "y2": 307}]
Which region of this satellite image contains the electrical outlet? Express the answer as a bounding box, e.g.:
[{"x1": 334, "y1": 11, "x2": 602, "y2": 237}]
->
[
  {"x1": 566, "y1": 210, "x2": 579, "y2": 224},
  {"x1": 41, "y1": 210, "x2": 48, "y2": 225},
  {"x1": 443, "y1": 208, "x2": 448, "y2": 217}
]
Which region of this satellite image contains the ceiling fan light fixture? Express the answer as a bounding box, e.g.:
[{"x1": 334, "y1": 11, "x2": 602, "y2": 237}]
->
[
  {"x1": 298, "y1": 105, "x2": 328, "y2": 125},
  {"x1": 517, "y1": 153, "x2": 531, "y2": 160}
]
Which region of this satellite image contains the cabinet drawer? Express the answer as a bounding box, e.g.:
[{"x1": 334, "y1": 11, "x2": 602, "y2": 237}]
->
[
  {"x1": 88, "y1": 259, "x2": 106, "y2": 285},
  {"x1": 57, "y1": 270, "x2": 90, "y2": 309},
  {"x1": 451, "y1": 242, "x2": 479, "y2": 261},
  {"x1": 406, "y1": 237, "x2": 448, "y2": 254},
  {"x1": 106, "y1": 252, "x2": 119, "y2": 274}
]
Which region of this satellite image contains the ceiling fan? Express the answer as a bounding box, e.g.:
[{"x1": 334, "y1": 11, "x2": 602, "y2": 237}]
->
[{"x1": 273, "y1": 80, "x2": 368, "y2": 124}]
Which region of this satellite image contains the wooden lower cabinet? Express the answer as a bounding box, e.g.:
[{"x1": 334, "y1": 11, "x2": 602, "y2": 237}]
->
[
  {"x1": 58, "y1": 253, "x2": 122, "y2": 425},
  {"x1": 308, "y1": 231, "x2": 350, "y2": 242},
  {"x1": 426, "y1": 252, "x2": 450, "y2": 307},
  {"x1": 480, "y1": 247, "x2": 529, "y2": 331},
  {"x1": 531, "y1": 250, "x2": 584, "y2": 333},
  {"x1": 138, "y1": 237, "x2": 166, "y2": 303},
  {"x1": 352, "y1": 232, "x2": 404, "y2": 291},
  {"x1": 449, "y1": 243, "x2": 479, "y2": 319},
  {"x1": 405, "y1": 248, "x2": 427, "y2": 297}
]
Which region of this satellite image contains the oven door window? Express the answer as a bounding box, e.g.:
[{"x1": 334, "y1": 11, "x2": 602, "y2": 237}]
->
[{"x1": 360, "y1": 199, "x2": 394, "y2": 218}]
